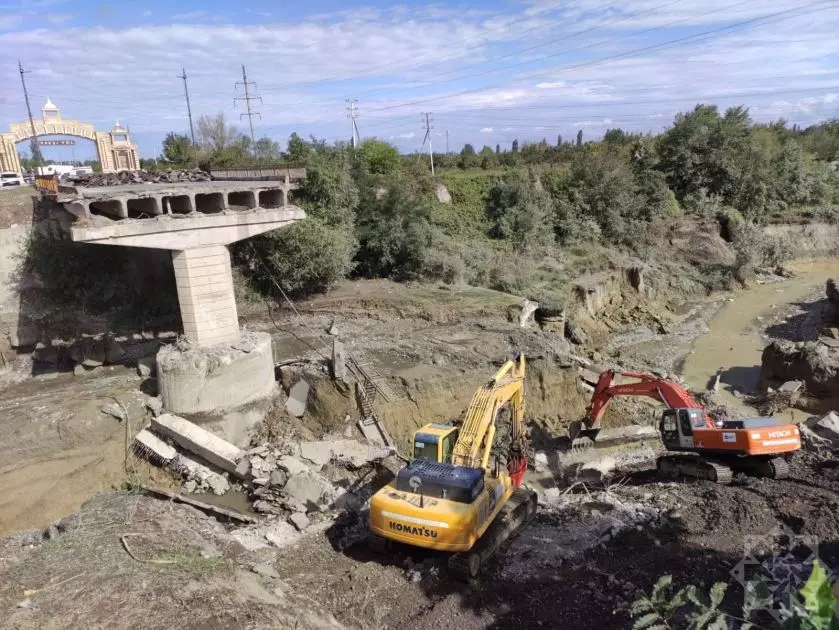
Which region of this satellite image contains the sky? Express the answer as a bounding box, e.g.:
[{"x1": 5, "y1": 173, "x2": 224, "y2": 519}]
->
[{"x1": 0, "y1": 0, "x2": 837, "y2": 161}]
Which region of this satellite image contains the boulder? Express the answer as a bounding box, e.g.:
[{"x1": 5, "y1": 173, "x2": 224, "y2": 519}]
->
[
  {"x1": 435, "y1": 184, "x2": 452, "y2": 204},
  {"x1": 277, "y1": 455, "x2": 309, "y2": 476},
  {"x1": 299, "y1": 439, "x2": 390, "y2": 468},
  {"x1": 519, "y1": 299, "x2": 539, "y2": 328},
  {"x1": 806, "y1": 411, "x2": 839, "y2": 446},
  {"x1": 331, "y1": 340, "x2": 347, "y2": 380},
  {"x1": 569, "y1": 326, "x2": 589, "y2": 346}
]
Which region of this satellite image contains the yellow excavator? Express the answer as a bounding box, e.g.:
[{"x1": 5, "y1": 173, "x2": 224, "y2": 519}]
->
[{"x1": 368, "y1": 354, "x2": 537, "y2": 580}]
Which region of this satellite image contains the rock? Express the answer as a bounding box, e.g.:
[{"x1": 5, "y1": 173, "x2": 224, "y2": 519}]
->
[
  {"x1": 137, "y1": 362, "x2": 152, "y2": 378},
  {"x1": 10, "y1": 324, "x2": 38, "y2": 348},
  {"x1": 33, "y1": 344, "x2": 59, "y2": 365},
  {"x1": 73, "y1": 363, "x2": 86, "y2": 376},
  {"x1": 779, "y1": 380, "x2": 803, "y2": 393},
  {"x1": 183, "y1": 480, "x2": 198, "y2": 493},
  {"x1": 806, "y1": 411, "x2": 839, "y2": 446},
  {"x1": 101, "y1": 403, "x2": 126, "y2": 422},
  {"x1": 144, "y1": 396, "x2": 163, "y2": 417},
  {"x1": 431, "y1": 354, "x2": 446, "y2": 366},
  {"x1": 235, "y1": 458, "x2": 250, "y2": 478},
  {"x1": 519, "y1": 299, "x2": 539, "y2": 328},
  {"x1": 332, "y1": 340, "x2": 347, "y2": 380},
  {"x1": 252, "y1": 562, "x2": 280, "y2": 579},
  {"x1": 16, "y1": 598, "x2": 32, "y2": 609},
  {"x1": 328, "y1": 320, "x2": 339, "y2": 336},
  {"x1": 286, "y1": 380, "x2": 310, "y2": 418},
  {"x1": 534, "y1": 452, "x2": 549, "y2": 472},
  {"x1": 253, "y1": 500, "x2": 282, "y2": 515},
  {"x1": 248, "y1": 445, "x2": 269, "y2": 456},
  {"x1": 283, "y1": 470, "x2": 335, "y2": 511},
  {"x1": 207, "y1": 475, "x2": 229, "y2": 496},
  {"x1": 569, "y1": 326, "x2": 589, "y2": 346},
  {"x1": 253, "y1": 477, "x2": 270, "y2": 486},
  {"x1": 105, "y1": 337, "x2": 126, "y2": 364},
  {"x1": 270, "y1": 469, "x2": 287, "y2": 487},
  {"x1": 435, "y1": 183, "x2": 452, "y2": 204},
  {"x1": 288, "y1": 512, "x2": 311, "y2": 531},
  {"x1": 70, "y1": 338, "x2": 107, "y2": 367}
]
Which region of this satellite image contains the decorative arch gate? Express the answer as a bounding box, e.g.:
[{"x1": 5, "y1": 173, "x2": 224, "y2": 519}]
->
[{"x1": 0, "y1": 98, "x2": 139, "y2": 174}]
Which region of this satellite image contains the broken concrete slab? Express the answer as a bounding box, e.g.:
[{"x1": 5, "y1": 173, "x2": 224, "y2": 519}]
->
[
  {"x1": 132, "y1": 429, "x2": 177, "y2": 465},
  {"x1": 277, "y1": 455, "x2": 309, "y2": 476},
  {"x1": 806, "y1": 411, "x2": 839, "y2": 446},
  {"x1": 270, "y1": 469, "x2": 287, "y2": 487},
  {"x1": 298, "y1": 439, "x2": 391, "y2": 468},
  {"x1": 235, "y1": 458, "x2": 250, "y2": 478},
  {"x1": 779, "y1": 380, "x2": 804, "y2": 393},
  {"x1": 331, "y1": 340, "x2": 347, "y2": 380},
  {"x1": 144, "y1": 396, "x2": 163, "y2": 417},
  {"x1": 288, "y1": 512, "x2": 311, "y2": 532},
  {"x1": 286, "y1": 380, "x2": 309, "y2": 418},
  {"x1": 283, "y1": 470, "x2": 335, "y2": 511},
  {"x1": 151, "y1": 413, "x2": 245, "y2": 477}
]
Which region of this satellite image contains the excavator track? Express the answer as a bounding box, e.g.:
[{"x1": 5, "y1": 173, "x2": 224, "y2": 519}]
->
[
  {"x1": 657, "y1": 455, "x2": 733, "y2": 484},
  {"x1": 743, "y1": 456, "x2": 790, "y2": 479},
  {"x1": 448, "y1": 487, "x2": 537, "y2": 582}
]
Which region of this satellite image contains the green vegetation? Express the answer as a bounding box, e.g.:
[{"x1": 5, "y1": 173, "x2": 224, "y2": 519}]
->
[
  {"x1": 229, "y1": 107, "x2": 837, "y2": 300},
  {"x1": 632, "y1": 562, "x2": 839, "y2": 630}
]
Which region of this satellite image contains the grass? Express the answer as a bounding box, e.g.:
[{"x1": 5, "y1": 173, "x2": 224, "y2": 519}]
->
[{"x1": 155, "y1": 545, "x2": 231, "y2": 577}]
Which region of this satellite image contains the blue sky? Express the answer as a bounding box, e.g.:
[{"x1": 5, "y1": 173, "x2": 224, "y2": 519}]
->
[{"x1": 0, "y1": 0, "x2": 837, "y2": 161}]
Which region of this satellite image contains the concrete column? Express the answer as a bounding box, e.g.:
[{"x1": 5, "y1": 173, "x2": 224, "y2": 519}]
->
[{"x1": 172, "y1": 245, "x2": 240, "y2": 347}]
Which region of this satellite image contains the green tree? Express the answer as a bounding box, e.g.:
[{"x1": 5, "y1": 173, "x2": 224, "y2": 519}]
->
[
  {"x1": 355, "y1": 181, "x2": 435, "y2": 279},
  {"x1": 357, "y1": 139, "x2": 400, "y2": 175},
  {"x1": 496, "y1": 143, "x2": 501, "y2": 154},
  {"x1": 576, "y1": 129, "x2": 583, "y2": 146},
  {"x1": 512, "y1": 139, "x2": 519, "y2": 153},
  {"x1": 297, "y1": 143, "x2": 359, "y2": 226},
  {"x1": 557, "y1": 134, "x2": 562, "y2": 146},
  {"x1": 254, "y1": 137, "x2": 282, "y2": 162},
  {"x1": 459, "y1": 144, "x2": 479, "y2": 169},
  {"x1": 486, "y1": 178, "x2": 555, "y2": 252},
  {"x1": 286, "y1": 132, "x2": 310, "y2": 165},
  {"x1": 160, "y1": 132, "x2": 193, "y2": 165},
  {"x1": 240, "y1": 218, "x2": 357, "y2": 297}
]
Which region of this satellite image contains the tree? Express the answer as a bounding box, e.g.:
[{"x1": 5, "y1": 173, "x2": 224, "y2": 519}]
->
[
  {"x1": 160, "y1": 132, "x2": 193, "y2": 165},
  {"x1": 496, "y1": 143, "x2": 501, "y2": 154},
  {"x1": 557, "y1": 134, "x2": 562, "y2": 146},
  {"x1": 355, "y1": 181, "x2": 436, "y2": 280},
  {"x1": 358, "y1": 139, "x2": 400, "y2": 175},
  {"x1": 286, "y1": 132, "x2": 310, "y2": 165},
  {"x1": 254, "y1": 137, "x2": 282, "y2": 162},
  {"x1": 512, "y1": 139, "x2": 519, "y2": 153},
  {"x1": 196, "y1": 113, "x2": 239, "y2": 152},
  {"x1": 459, "y1": 144, "x2": 478, "y2": 169},
  {"x1": 240, "y1": 218, "x2": 357, "y2": 297},
  {"x1": 576, "y1": 130, "x2": 583, "y2": 147},
  {"x1": 485, "y1": 178, "x2": 555, "y2": 252}
]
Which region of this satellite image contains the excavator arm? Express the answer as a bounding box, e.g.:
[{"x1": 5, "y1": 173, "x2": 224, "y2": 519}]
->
[
  {"x1": 582, "y1": 369, "x2": 712, "y2": 434},
  {"x1": 452, "y1": 355, "x2": 526, "y2": 471}
]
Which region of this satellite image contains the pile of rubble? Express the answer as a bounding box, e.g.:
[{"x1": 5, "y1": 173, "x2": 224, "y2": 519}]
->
[
  {"x1": 133, "y1": 412, "x2": 400, "y2": 531},
  {"x1": 30, "y1": 332, "x2": 171, "y2": 376},
  {"x1": 63, "y1": 169, "x2": 212, "y2": 187}
]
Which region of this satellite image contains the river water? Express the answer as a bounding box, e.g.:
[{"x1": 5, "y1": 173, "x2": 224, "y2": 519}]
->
[{"x1": 681, "y1": 258, "x2": 839, "y2": 416}]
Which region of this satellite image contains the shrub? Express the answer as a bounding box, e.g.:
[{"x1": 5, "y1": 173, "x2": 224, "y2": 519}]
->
[
  {"x1": 237, "y1": 218, "x2": 357, "y2": 297},
  {"x1": 486, "y1": 178, "x2": 555, "y2": 251}
]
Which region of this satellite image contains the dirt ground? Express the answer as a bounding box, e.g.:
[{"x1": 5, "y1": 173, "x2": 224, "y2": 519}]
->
[{"x1": 1, "y1": 262, "x2": 838, "y2": 628}]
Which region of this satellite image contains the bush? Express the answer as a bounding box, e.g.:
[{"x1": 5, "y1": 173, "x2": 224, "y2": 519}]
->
[
  {"x1": 296, "y1": 145, "x2": 359, "y2": 226},
  {"x1": 357, "y1": 139, "x2": 401, "y2": 176},
  {"x1": 355, "y1": 182, "x2": 436, "y2": 280},
  {"x1": 486, "y1": 177, "x2": 555, "y2": 251},
  {"x1": 237, "y1": 218, "x2": 357, "y2": 297}
]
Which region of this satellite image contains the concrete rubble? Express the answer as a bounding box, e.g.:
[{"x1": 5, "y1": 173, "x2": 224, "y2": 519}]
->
[
  {"x1": 286, "y1": 380, "x2": 310, "y2": 418},
  {"x1": 805, "y1": 411, "x2": 839, "y2": 448},
  {"x1": 64, "y1": 168, "x2": 212, "y2": 187},
  {"x1": 151, "y1": 413, "x2": 245, "y2": 476}
]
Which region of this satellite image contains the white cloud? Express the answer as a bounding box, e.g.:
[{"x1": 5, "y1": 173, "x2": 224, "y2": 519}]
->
[
  {"x1": 142, "y1": 9, "x2": 152, "y2": 17},
  {"x1": 535, "y1": 81, "x2": 566, "y2": 89},
  {"x1": 398, "y1": 132, "x2": 416, "y2": 139},
  {"x1": 480, "y1": 127, "x2": 493, "y2": 133}
]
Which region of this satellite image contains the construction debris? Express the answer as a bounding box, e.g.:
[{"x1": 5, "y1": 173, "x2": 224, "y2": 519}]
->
[
  {"x1": 63, "y1": 169, "x2": 211, "y2": 187},
  {"x1": 132, "y1": 429, "x2": 176, "y2": 466},
  {"x1": 100, "y1": 403, "x2": 126, "y2": 422},
  {"x1": 331, "y1": 340, "x2": 347, "y2": 380},
  {"x1": 151, "y1": 414, "x2": 245, "y2": 477},
  {"x1": 286, "y1": 380, "x2": 310, "y2": 418},
  {"x1": 288, "y1": 513, "x2": 311, "y2": 532}
]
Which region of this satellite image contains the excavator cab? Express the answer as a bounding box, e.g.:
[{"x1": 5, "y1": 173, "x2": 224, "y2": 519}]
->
[
  {"x1": 659, "y1": 408, "x2": 706, "y2": 450},
  {"x1": 412, "y1": 423, "x2": 460, "y2": 464}
]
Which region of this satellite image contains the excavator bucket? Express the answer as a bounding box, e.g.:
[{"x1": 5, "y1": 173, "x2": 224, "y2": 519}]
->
[{"x1": 568, "y1": 419, "x2": 600, "y2": 449}]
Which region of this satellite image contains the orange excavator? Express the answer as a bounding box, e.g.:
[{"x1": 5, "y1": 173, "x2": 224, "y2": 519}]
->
[{"x1": 571, "y1": 370, "x2": 802, "y2": 483}]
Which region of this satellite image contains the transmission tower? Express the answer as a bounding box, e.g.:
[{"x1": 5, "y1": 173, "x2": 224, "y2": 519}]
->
[
  {"x1": 420, "y1": 112, "x2": 434, "y2": 175},
  {"x1": 17, "y1": 61, "x2": 44, "y2": 167},
  {"x1": 234, "y1": 65, "x2": 262, "y2": 147},
  {"x1": 346, "y1": 99, "x2": 360, "y2": 148},
  {"x1": 178, "y1": 68, "x2": 196, "y2": 147}
]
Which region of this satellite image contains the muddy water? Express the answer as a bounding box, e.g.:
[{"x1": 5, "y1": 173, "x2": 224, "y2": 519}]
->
[{"x1": 682, "y1": 258, "x2": 839, "y2": 415}]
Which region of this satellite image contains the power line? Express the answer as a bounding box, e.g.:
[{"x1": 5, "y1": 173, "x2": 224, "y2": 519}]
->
[
  {"x1": 235, "y1": 64, "x2": 262, "y2": 146},
  {"x1": 178, "y1": 68, "x2": 196, "y2": 147},
  {"x1": 346, "y1": 99, "x2": 360, "y2": 148},
  {"x1": 17, "y1": 61, "x2": 44, "y2": 166},
  {"x1": 368, "y1": 0, "x2": 837, "y2": 113}
]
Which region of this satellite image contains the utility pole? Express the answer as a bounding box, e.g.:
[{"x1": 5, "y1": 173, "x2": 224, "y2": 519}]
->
[
  {"x1": 346, "y1": 99, "x2": 360, "y2": 148},
  {"x1": 18, "y1": 61, "x2": 43, "y2": 168},
  {"x1": 420, "y1": 112, "x2": 434, "y2": 175},
  {"x1": 178, "y1": 68, "x2": 196, "y2": 147},
  {"x1": 234, "y1": 65, "x2": 262, "y2": 149}
]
